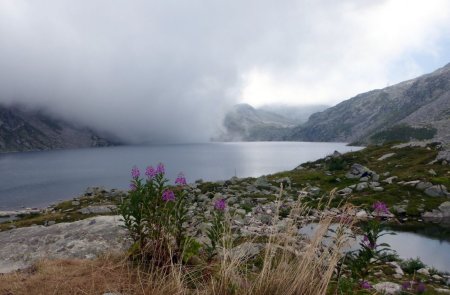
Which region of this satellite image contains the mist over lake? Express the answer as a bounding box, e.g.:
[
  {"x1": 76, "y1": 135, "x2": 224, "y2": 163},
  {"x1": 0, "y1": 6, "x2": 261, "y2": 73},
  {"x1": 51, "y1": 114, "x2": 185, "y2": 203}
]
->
[{"x1": 0, "y1": 142, "x2": 360, "y2": 210}]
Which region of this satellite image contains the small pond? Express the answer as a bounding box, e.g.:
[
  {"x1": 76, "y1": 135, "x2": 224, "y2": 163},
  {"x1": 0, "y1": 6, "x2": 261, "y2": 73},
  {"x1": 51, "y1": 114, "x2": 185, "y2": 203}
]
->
[{"x1": 299, "y1": 223, "x2": 450, "y2": 273}]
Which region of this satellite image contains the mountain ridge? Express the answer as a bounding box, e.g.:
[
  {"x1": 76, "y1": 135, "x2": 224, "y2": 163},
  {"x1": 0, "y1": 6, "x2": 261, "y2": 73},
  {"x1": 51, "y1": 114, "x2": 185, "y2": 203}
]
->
[
  {"x1": 287, "y1": 63, "x2": 450, "y2": 144},
  {"x1": 0, "y1": 104, "x2": 116, "y2": 152}
]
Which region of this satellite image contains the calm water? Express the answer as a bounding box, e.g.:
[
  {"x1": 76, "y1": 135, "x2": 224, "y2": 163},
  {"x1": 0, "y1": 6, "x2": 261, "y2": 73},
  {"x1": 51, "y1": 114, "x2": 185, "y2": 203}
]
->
[
  {"x1": 0, "y1": 142, "x2": 360, "y2": 210},
  {"x1": 299, "y1": 224, "x2": 450, "y2": 272}
]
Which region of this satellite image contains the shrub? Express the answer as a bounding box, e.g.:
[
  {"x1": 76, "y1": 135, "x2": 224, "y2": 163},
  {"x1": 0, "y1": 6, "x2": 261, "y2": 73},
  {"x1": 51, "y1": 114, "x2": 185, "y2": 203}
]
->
[
  {"x1": 400, "y1": 257, "x2": 426, "y2": 274},
  {"x1": 328, "y1": 157, "x2": 347, "y2": 171}
]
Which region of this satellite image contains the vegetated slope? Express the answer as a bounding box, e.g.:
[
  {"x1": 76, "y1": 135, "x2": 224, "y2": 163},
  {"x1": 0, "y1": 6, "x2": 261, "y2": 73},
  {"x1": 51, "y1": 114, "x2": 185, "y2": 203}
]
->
[
  {"x1": 288, "y1": 63, "x2": 450, "y2": 144},
  {"x1": 216, "y1": 103, "x2": 328, "y2": 141},
  {"x1": 0, "y1": 104, "x2": 114, "y2": 152}
]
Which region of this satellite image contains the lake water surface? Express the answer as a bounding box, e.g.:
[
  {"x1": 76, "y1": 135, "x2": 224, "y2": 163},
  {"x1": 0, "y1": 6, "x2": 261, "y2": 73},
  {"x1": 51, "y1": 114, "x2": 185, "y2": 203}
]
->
[
  {"x1": 299, "y1": 223, "x2": 450, "y2": 272},
  {"x1": 0, "y1": 142, "x2": 360, "y2": 210}
]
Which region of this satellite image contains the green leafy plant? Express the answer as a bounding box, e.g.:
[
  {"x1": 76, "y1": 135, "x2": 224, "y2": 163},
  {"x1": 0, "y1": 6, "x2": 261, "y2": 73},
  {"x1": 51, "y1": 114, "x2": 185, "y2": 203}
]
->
[
  {"x1": 119, "y1": 164, "x2": 190, "y2": 264},
  {"x1": 347, "y1": 202, "x2": 396, "y2": 280},
  {"x1": 205, "y1": 199, "x2": 228, "y2": 261}
]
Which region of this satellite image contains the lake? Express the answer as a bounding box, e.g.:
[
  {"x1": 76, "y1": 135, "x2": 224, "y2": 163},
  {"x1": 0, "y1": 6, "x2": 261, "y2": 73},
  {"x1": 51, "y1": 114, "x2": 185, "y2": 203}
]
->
[
  {"x1": 299, "y1": 223, "x2": 450, "y2": 272},
  {"x1": 0, "y1": 142, "x2": 360, "y2": 210}
]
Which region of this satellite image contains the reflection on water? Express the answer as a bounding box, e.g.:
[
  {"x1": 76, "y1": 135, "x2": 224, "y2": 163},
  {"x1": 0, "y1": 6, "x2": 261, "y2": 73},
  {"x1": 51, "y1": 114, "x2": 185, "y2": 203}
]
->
[{"x1": 299, "y1": 223, "x2": 450, "y2": 272}]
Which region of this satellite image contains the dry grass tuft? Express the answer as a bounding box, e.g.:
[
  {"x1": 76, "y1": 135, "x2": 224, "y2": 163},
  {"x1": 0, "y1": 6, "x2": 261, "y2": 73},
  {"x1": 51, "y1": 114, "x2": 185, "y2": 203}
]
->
[{"x1": 0, "y1": 254, "x2": 188, "y2": 295}]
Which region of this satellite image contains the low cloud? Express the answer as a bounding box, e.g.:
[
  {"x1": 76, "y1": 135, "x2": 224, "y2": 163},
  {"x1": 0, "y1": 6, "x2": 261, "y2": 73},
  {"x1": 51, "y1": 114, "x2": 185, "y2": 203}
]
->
[{"x1": 0, "y1": 0, "x2": 449, "y2": 142}]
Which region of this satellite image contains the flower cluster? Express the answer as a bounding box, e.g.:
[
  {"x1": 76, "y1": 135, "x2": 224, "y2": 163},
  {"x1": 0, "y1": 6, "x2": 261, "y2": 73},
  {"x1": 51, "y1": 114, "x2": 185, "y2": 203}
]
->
[
  {"x1": 360, "y1": 280, "x2": 372, "y2": 289},
  {"x1": 162, "y1": 189, "x2": 175, "y2": 202},
  {"x1": 362, "y1": 235, "x2": 377, "y2": 250},
  {"x1": 175, "y1": 172, "x2": 187, "y2": 186},
  {"x1": 402, "y1": 281, "x2": 426, "y2": 294},
  {"x1": 156, "y1": 163, "x2": 165, "y2": 175},
  {"x1": 145, "y1": 165, "x2": 156, "y2": 179},
  {"x1": 131, "y1": 166, "x2": 140, "y2": 179},
  {"x1": 372, "y1": 201, "x2": 389, "y2": 215},
  {"x1": 129, "y1": 182, "x2": 137, "y2": 191},
  {"x1": 214, "y1": 198, "x2": 226, "y2": 211}
]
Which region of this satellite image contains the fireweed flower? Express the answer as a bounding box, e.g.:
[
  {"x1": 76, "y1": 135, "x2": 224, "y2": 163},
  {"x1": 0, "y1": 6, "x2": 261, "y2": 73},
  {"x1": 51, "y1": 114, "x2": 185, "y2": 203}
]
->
[
  {"x1": 156, "y1": 163, "x2": 165, "y2": 175},
  {"x1": 175, "y1": 172, "x2": 187, "y2": 186},
  {"x1": 362, "y1": 235, "x2": 377, "y2": 249},
  {"x1": 145, "y1": 165, "x2": 156, "y2": 179},
  {"x1": 360, "y1": 281, "x2": 371, "y2": 289},
  {"x1": 129, "y1": 182, "x2": 137, "y2": 191},
  {"x1": 372, "y1": 201, "x2": 389, "y2": 215},
  {"x1": 214, "y1": 199, "x2": 226, "y2": 211},
  {"x1": 402, "y1": 281, "x2": 412, "y2": 290},
  {"x1": 131, "y1": 166, "x2": 140, "y2": 179},
  {"x1": 162, "y1": 189, "x2": 175, "y2": 202},
  {"x1": 417, "y1": 282, "x2": 426, "y2": 293}
]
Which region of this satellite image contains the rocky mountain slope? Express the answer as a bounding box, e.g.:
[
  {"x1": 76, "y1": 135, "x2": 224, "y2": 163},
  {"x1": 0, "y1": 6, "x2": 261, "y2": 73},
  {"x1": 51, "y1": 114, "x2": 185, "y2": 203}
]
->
[
  {"x1": 0, "y1": 104, "x2": 115, "y2": 152},
  {"x1": 216, "y1": 103, "x2": 327, "y2": 141},
  {"x1": 288, "y1": 63, "x2": 450, "y2": 144}
]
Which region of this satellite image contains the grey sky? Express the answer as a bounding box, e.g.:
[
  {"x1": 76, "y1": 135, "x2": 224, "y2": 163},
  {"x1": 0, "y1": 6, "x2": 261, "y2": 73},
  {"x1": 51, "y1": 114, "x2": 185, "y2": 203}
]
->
[{"x1": 0, "y1": 0, "x2": 449, "y2": 142}]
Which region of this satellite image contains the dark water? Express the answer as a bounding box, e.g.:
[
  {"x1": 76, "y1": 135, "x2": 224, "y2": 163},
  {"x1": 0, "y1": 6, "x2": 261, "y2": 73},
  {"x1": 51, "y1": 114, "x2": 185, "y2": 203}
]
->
[
  {"x1": 0, "y1": 142, "x2": 360, "y2": 210},
  {"x1": 299, "y1": 223, "x2": 450, "y2": 272}
]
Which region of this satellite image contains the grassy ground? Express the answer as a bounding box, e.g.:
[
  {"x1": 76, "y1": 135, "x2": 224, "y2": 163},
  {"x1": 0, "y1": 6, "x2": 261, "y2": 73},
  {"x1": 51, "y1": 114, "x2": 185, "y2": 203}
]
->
[
  {"x1": 268, "y1": 143, "x2": 449, "y2": 217},
  {"x1": 0, "y1": 194, "x2": 121, "y2": 231}
]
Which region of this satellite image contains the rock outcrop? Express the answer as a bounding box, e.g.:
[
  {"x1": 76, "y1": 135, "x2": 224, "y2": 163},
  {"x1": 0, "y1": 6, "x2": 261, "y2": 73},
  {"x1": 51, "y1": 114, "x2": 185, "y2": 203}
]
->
[{"x1": 0, "y1": 216, "x2": 129, "y2": 273}]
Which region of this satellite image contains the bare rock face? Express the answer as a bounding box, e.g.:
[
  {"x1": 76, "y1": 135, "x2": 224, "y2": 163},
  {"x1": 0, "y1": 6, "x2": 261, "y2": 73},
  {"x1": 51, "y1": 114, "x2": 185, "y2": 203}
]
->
[{"x1": 0, "y1": 216, "x2": 130, "y2": 273}]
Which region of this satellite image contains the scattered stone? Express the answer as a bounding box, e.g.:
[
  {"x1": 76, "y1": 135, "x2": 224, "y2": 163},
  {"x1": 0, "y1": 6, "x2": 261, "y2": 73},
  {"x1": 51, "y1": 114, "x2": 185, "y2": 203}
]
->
[
  {"x1": 403, "y1": 180, "x2": 421, "y2": 186},
  {"x1": 308, "y1": 186, "x2": 321, "y2": 196},
  {"x1": 424, "y1": 201, "x2": 450, "y2": 219},
  {"x1": 373, "y1": 282, "x2": 402, "y2": 295},
  {"x1": 346, "y1": 163, "x2": 373, "y2": 179},
  {"x1": 254, "y1": 176, "x2": 271, "y2": 189},
  {"x1": 71, "y1": 200, "x2": 80, "y2": 206},
  {"x1": 434, "y1": 288, "x2": 450, "y2": 294},
  {"x1": 383, "y1": 176, "x2": 398, "y2": 184},
  {"x1": 229, "y1": 242, "x2": 264, "y2": 260},
  {"x1": 429, "y1": 169, "x2": 437, "y2": 176},
  {"x1": 378, "y1": 153, "x2": 396, "y2": 161},
  {"x1": 387, "y1": 261, "x2": 404, "y2": 276},
  {"x1": 331, "y1": 150, "x2": 342, "y2": 158},
  {"x1": 78, "y1": 205, "x2": 117, "y2": 215},
  {"x1": 416, "y1": 182, "x2": 433, "y2": 191},
  {"x1": 356, "y1": 182, "x2": 368, "y2": 191},
  {"x1": 337, "y1": 187, "x2": 352, "y2": 195},
  {"x1": 417, "y1": 268, "x2": 430, "y2": 276},
  {"x1": 424, "y1": 185, "x2": 449, "y2": 197},
  {"x1": 436, "y1": 151, "x2": 450, "y2": 163},
  {"x1": 355, "y1": 210, "x2": 368, "y2": 219},
  {"x1": 275, "y1": 177, "x2": 291, "y2": 189},
  {"x1": 392, "y1": 205, "x2": 407, "y2": 214}
]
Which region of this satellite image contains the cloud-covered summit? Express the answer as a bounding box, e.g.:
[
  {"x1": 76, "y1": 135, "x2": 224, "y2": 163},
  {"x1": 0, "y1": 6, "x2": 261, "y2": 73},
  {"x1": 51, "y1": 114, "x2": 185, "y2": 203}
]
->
[{"x1": 0, "y1": 1, "x2": 449, "y2": 143}]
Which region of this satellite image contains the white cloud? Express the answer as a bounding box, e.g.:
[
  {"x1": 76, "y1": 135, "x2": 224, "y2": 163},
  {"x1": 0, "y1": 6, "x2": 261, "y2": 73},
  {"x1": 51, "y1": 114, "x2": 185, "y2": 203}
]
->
[
  {"x1": 0, "y1": 0, "x2": 449, "y2": 141},
  {"x1": 240, "y1": 0, "x2": 450, "y2": 107}
]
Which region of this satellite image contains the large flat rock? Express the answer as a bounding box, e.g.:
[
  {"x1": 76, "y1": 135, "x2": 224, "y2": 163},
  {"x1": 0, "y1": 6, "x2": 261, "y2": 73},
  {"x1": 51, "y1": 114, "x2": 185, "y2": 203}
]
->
[{"x1": 0, "y1": 215, "x2": 130, "y2": 273}]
